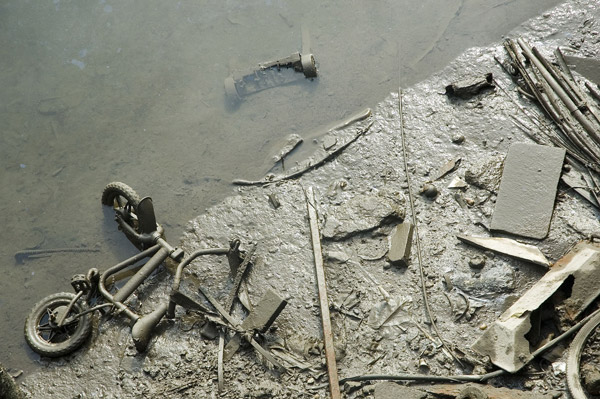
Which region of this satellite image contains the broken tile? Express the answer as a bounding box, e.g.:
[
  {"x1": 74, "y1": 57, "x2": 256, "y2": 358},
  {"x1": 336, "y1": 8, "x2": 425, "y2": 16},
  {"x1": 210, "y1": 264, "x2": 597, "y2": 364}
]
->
[
  {"x1": 448, "y1": 176, "x2": 468, "y2": 189},
  {"x1": 435, "y1": 157, "x2": 461, "y2": 181},
  {"x1": 387, "y1": 222, "x2": 414, "y2": 267},
  {"x1": 473, "y1": 241, "x2": 600, "y2": 372},
  {"x1": 491, "y1": 143, "x2": 565, "y2": 239},
  {"x1": 456, "y1": 234, "x2": 550, "y2": 267}
]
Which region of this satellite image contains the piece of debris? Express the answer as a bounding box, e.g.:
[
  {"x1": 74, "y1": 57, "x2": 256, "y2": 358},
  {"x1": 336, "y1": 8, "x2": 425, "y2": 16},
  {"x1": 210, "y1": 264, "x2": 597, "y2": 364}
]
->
[
  {"x1": 322, "y1": 192, "x2": 404, "y2": 241},
  {"x1": 326, "y1": 250, "x2": 350, "y2": 264},
  {"x1": 435, "y1": 157, "x2": 461, "y2": 181},
  {"x1": 304, "y1": 187, "x2": 341, "y2": 399},
  {"x1": 224, "y1": 30, "x2": 317, "y2": 103},
  {"x1": 561, "y1": 166, "x2": 600, "y2": 208},
  {"x1": 464, "y1": 155, "x2": 504, "y2": 192},
  {"x1": 386, "y1": 222, "x2": 414, "y2": 267},
  {"x1": 374, "y1": 382, "x2": 427, "y2": 399},
  {"x1": 473, "y1": 241, "x2": 600, "y2": 372},
  {"x1": 564, "y1": 55, "x2": 600, "y2": 85},
  {"x1": 268, "y1": 193, "x2": 281, "y2": 209},
  {"x1": 445, "y1": 72, "x2": 494, "y2": 98},
  {"x1": 198, "y1": 286, "x2": 285, "y2": 371},
  {"x1": 468, "y1": 255, "x2": 486, "y2": 270},
  {"x1": 456, "y1": 234, "x2": 550, "y2": 267},
  {"x1": 490, "y1": 143, "x2": 566, "y2": 240},
  {"x1": 452, "y1": 134, "x2": 465, "y2": 144},
  {"x1": 272, "y1": 133, "x2": 303, "y2": 165},
  {"x1": 420, "y1": 183, "x2": 439, "y2": 199},
  {"x1": 223, "y1": 288, "x2": 288, "y2": 360},
  {"x1": 448, "y1": 176, "x2": 468, "y2": 189},
  {"x1": 323, "y1": 135, "x2": 337, "y2": 151},
  {"x1": 416, "y1": 383, "x2": 560, "y2": 399}
]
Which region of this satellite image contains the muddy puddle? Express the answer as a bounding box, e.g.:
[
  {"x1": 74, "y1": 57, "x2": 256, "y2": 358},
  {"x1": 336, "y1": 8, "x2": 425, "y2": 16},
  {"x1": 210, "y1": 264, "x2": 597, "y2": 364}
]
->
[{"x1": 0, "y1": 0, "x2": 561, "y2": 374}]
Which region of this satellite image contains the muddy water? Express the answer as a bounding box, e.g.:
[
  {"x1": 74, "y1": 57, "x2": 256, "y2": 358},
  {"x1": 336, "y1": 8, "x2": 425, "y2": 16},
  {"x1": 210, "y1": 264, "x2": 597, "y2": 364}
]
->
[{"x1": 0, "y1": 0, "x2": 560, "y2": 373}]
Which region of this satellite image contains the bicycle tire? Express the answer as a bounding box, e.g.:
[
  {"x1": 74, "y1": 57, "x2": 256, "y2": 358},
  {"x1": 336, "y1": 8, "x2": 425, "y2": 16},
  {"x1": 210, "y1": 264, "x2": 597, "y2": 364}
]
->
[
  {"x1": 566, "y1": 311, "x2": 600, "y2": 399},
  {"x1": 24, "y1": 292, "x2": 92, "y2": 357},
  {"x1": 102, "y1": 182, "x2": 144, "y2": 247},
  {"x1": 101, "y1": 182, "x2": 140, "y2": 209}
]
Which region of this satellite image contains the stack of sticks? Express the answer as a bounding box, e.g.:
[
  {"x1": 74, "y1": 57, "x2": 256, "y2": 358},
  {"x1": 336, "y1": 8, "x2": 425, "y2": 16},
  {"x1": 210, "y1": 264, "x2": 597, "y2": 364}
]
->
[{"x1": 503, "y1": 38, "x2": 600, "y2": 177}]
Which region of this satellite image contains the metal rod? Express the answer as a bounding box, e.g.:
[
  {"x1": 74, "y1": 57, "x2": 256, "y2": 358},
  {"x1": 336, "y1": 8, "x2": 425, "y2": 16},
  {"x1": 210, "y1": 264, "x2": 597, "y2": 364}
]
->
[
  {"x1": 304, "y1": 186, "x2": 341, "y2": 399},
  {"x1": 98, "y1": 244, "x2": 161, "y2": 321},
  {"x1": 167, "y1": 247, "x2": 229, "y2": 319},
  {"x1": 113, "y1": 247, "x2": 170, "y2": 303}
]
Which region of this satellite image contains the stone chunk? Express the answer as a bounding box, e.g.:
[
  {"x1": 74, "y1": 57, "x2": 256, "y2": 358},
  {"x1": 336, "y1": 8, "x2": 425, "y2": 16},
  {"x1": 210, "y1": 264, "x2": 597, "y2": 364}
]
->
[
  {"x1": 322, "y1": 193, "x2": 404, "y2": 240},
  {"x1": 491, "y1": 143, "x2": 565, "y2": 240},
  {"x1": 387, "y1": 222, "x2": 414, "y2": 267},
  {"x1": 374, "y1": 382, "x2": 426, "y2": 399}
]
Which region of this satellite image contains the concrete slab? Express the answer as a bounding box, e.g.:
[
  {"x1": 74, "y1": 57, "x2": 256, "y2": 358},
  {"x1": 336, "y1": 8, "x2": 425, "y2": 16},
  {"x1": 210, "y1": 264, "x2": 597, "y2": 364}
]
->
[{"x1": 491, "y1": 143, "x2": 565, "y2": 239}]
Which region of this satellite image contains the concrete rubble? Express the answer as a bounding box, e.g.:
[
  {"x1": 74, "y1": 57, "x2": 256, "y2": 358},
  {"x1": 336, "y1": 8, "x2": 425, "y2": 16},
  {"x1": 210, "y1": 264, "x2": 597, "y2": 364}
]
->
[
  {"x1": 473, "y1": 241, "x2": 600, "y2": 372},
  {"x1": 17, "y1": 0, "x2": 600, "y2": 398}
]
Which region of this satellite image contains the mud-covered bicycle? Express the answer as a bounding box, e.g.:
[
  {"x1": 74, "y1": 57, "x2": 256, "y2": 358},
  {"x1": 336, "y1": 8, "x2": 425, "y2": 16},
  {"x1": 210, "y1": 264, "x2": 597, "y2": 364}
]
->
[{"x1": 24, "y1": 182, "x2": 242, "y2": 357}]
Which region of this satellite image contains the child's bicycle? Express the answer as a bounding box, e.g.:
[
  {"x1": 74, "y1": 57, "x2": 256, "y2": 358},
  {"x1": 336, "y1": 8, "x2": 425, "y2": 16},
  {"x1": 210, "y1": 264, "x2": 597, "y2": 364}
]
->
[{"x1": 24, "y1": 182, "x2": 239, "y2": 357}]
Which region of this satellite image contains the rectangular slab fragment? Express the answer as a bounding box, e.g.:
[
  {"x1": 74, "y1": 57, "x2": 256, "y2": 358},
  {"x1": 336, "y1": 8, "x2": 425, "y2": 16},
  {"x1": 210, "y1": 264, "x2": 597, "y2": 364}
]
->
[
  {"x1": 387, "y1": 222, "x2": 414, "y2": 267},
  {"x1": 491, "y1": 143, "x2": 565, "y2": 239},
  {"x1": 223, "y1": 289, "x2": 287, "y2": 361},
  {"x1": 472, "y1": 241, "x2": 600, "y2": 372}
]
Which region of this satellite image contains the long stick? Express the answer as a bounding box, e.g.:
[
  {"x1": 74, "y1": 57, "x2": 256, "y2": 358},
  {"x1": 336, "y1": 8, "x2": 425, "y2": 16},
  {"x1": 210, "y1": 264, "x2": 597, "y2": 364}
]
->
[
  {"x1": 304, "y1": 187, "x2": 341, "y2": 399},
  {"x1": 398, "y1": 90, "x2": 462, "y2": 367}
]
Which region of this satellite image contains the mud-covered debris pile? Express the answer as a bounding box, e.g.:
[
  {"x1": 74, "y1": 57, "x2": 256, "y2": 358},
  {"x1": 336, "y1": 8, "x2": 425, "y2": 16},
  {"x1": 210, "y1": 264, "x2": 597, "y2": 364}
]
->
[{"x1": 18, "y1": 0, "x2": 600, "y2": 398}]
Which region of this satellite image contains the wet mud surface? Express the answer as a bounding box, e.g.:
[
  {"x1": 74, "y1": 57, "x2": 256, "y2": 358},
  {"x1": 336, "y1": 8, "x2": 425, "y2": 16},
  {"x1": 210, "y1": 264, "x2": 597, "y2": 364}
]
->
[
  {"x1": 14, "y1": 0, "x2": 600, "y2": 397},
  {"x1": 1, "y1": 0, "x2": 564, "y2": 376}
]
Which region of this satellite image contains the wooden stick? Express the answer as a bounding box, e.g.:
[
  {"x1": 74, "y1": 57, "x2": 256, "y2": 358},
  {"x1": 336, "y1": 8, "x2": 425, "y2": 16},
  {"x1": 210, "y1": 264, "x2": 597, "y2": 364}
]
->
[
  {"x1": 304, "y1": 187, "x2": 341, "y2": 399},
  {"x1": 233, "y1": 121, "x2": 373, "y2": 186}
]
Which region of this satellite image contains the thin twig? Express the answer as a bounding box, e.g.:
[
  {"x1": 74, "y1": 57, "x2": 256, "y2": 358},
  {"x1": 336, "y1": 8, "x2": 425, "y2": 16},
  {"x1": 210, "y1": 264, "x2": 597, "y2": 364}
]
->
[{"x1": 397, "y1": 89, "x2": 462, "y2": 367}]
